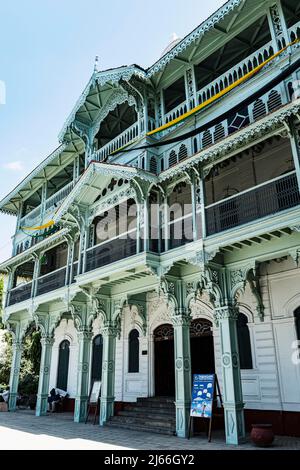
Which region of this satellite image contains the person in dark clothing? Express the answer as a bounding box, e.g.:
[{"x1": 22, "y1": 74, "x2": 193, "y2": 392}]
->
[{"x1": 47, "y1": 388, "x2": 61, "y2": 412}]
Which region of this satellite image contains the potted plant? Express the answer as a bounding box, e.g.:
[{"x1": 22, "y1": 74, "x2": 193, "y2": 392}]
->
[{"x1": 250, "y1": 424, "x2": 275, "y2": 447}]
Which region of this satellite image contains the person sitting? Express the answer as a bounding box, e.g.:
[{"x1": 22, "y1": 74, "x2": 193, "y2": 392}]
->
[
  {"x1": 47, "y1": 387, "x2": 68, "y2": 412},
  {"x1": 0, "y1": 386, "x2": 10, "y2": 403}
]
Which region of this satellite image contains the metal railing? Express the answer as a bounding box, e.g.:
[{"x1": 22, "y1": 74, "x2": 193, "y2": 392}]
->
[
  {"x1": 45, "y1": 181, "x2": 75, "y2": 212},
  {"x1": 85, "y1": 236, "x2": 137, "y2": 272},
  {"x1": 18, "y1": 181, "x2": 75, "y2": 228},
  {"x1": 205, "y1": 172, "x2": 300, "y2": 236},
  {"x1": 36, "y1": 267, "x2": 66, "y2": 296},
  {"x1": 19, "y1": 206, "x2": 41, "y2": 228},
  {"x1": 289, "y1": 20, "x2": 300, "y2": 43},
  {"x1": 196, "y1": 40, "x2": 274, "y2": 105},
  {"x1": 94, "y1": 122, "x2": 139, "y2": 162},
  {"x1": 8, "y1": 282, "x2": 32, "y2": 306},
  {"x1": 164, "y1": 101, "x2": 188, "y2": 125}
]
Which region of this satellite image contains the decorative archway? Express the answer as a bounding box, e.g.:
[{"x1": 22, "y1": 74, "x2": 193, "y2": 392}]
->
[{"x1": 153, "y1": 323, "x2": 175, "y2": 397}]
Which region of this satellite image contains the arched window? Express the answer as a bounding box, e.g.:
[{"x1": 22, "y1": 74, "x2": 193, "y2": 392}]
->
[
  {"x1": 294, "y1": 308, "x2": 300, "y2": 342},
  {"x1": 91, "y1": 335, "x2": 103, "y2": 382},
  {"x1": 57, "y1": 340, "x2": 70, "y2": 391},
  {"x1": 237, "y1": 313, "x2": 253, "y2": 369},
  {"x1": 128, "y1": 329, "x2": 139, "y2": 373}
]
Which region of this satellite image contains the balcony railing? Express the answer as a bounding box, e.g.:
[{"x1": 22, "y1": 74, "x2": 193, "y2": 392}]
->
[
  {"x1": 289, "y1": 20, "x2": 300, "y2": 44},
  {"x1": 165, "y1": 101, "x2": 188, "y2": 124},
  {"x1": 7, "y1": 282, "x2": 32, "y2": 306},
  {"x1": 94, "y1": 122, "x2": 139, "y2": 162},
  {"x1": 196, "y1": 40, "x2": 275, "y2": 106},
  {"x1": 205, "y1": 172, "x2": 300, "y2": 236},
  {"x1": 19, "y1": 205, "x2": 41, "y2": 229},
  {"x1": 45, "y1": 181, "x2": 75, "y2": 212},
  {"x1": 163, "y1": 79, "x2": 285, "y2": 170},
  {"x1": 19, "y1": 181, "x2": 75, "y2": 229},
  {"x1": 85, "y1": 236, "x2": 137, "y2": 273},
  {"x1": 36, "y1": 267, "x2": 66, "y2": 296}
]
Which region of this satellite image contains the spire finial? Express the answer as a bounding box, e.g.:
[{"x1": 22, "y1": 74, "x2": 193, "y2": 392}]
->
[{"x1": 94, "y1": 55, "x2": 99, "y2": 73}]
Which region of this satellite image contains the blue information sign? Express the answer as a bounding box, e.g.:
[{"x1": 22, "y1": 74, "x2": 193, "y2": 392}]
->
[{"x1": 190, "y1": 374, "x2": 215, "y2": 419}]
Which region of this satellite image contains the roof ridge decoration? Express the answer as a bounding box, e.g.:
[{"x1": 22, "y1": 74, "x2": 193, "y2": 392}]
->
[
  {"x1": 53, "y1": 161, "x2": 158, "y2": 223},
  {"x1": 147, "y1": 0, "x2": 245, "y2": 77},
  {"x1": 58, "y1": 65, "x2": 147, "y2": 143}
]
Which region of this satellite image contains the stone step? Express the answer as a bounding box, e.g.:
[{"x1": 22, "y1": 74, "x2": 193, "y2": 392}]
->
[
  {"x1": 106, "y1": 420, "x2": 175, "y2": 436},
  {"x1": 122, "y1": 406, "x2": 175, "y2": 416},
  {"x1": 110, "y1": 415, "x2": 175, "y2": 429},
  {"x1": 118, "y1": 409, "x2": 176, "y2": 422},
  {"x1": 137, "y1": 396, "x2": 175, "y2": 404},
  {"x1": 134, "y1": 399, "x2": 175, "y2": 410},
  {"x1": 107, "y1": 397, "x2": 176, "y2": 436}
]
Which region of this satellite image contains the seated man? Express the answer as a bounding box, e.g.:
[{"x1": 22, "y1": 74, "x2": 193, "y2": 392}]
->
[
  {"x1": 48, "y1": 388, "x2": 68, "y2": 412},
  {"x1": 0, "y1": 386, "x2": 10, "y2": 404}
]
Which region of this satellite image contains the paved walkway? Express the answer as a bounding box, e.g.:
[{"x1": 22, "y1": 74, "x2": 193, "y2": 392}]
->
[{"x1": 0, "y1": 410, "x2": 300, "y2": 450}]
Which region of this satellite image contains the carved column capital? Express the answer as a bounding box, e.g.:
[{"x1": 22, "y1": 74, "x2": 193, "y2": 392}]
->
[{"x1": 214, "y1": 305, "x2": 239, "y2": 324}]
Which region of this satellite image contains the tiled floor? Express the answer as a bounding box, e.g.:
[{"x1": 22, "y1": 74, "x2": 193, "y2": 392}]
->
[{"x1": 0, "y1": 410, "x2": 300, "y2": 450}]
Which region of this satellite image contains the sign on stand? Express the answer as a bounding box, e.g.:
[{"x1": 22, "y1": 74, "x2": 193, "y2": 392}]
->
[
  {"x1": 85, "y1": 380, "x2": 101, "y2": 425},
  {"x1": 188, "y1": 374, "x2": 223, "y2": 441}
]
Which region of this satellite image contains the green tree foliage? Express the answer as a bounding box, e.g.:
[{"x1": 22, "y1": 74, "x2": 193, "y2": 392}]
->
[{"x1": 0, "y1": 277, "x2": 42, "y2": 394}]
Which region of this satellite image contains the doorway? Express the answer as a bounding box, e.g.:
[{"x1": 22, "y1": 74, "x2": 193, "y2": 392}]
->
[
  {"x1": 91, "y1": 335, "x2": 103, "y2": 384},
  {"x1": 154, "y1": 324, "x2": 175, "y2": 397},
  {"x1": 190, "y1": 319, "x2": 215, "y2": 375}
]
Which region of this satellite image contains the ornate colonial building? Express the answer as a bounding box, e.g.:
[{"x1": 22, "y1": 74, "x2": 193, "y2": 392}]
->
[{"x1": 1, "y1": 0, "x2": 300, "y2": 445}]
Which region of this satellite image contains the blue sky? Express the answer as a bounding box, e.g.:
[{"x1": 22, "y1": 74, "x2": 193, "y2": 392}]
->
[{"x1": 0, "y1": 0, "x2": 225, "y2": 262}]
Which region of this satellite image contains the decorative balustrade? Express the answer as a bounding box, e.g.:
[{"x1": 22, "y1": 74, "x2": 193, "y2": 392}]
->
[
  {"x1": 45, "y1": 181, "x2": 75, "y2": 212},
  {"x1": 36, "y1": 267, "x2": 66, "y2": 296},
  {"x1": 85, "y1": 236, "x2": 137, "y2": 272},
  {"x1": 94, "y1": 122, "x2": 139, "y2": 162},
  {"x1": 205, "y1": 172, "x2": 300, "y2": 236},
  {"x1": 164, "y1": 101, "x2": 188, "y2": 124},
  {"x1": 18, "y1": 181, "x2": 75, "y2": 230},
  {"x1": 196, "y1": 40, "x2": 275, "y2": 106},
  {"x1": 148, "y1": 117, "x2": 156, "y2": 132},
  {"x1": 8, "y1": 282, "x2": 32, "y2": 306},
  {"x1": 19, "y1": 205, "x2": 41, "y2": 228},
  {"x1": 163, "y1": 83, "x2": 284, "y2": 170},
  {"x1": 289, "y1": 20, "x2": 300, "y2": 45}
]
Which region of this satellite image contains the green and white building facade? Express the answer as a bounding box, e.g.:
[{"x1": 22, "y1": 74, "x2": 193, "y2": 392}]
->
[{"x1": 1, "y1": 0, "x2": 300, "y2": 445}]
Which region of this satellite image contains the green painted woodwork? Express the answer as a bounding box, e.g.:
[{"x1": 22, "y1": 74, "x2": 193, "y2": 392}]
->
[
  {"x1": 74, "y1": 329, "x2": 93, "y2": 423},
  {"x1": 99, "y1": 324, "x2": 117, "y2": 426},
  {"x1": 36, "y1": 336, "x2": 54, "y2": 416},
  {"x1": 8, "y1": 341, "x2": 23, "y2": 411}
]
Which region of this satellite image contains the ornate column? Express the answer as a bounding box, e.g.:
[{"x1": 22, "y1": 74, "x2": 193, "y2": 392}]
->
[
  {"x1": 100, "y1": 323, "x2": 118, "y2": 426},
  {"x1": 164, "y1": 278, "x2": 192, "y2": 438},
  {"x1": 268, "y1": 1, "x2": 290, "y2": 51},
  {"x1": 172, "y1": 312, "x2": 192, "y2": 438},
  {"x1": 214, "y1": 305, "x2": 245, "y2": 445},
  {"x1": 74, "y1": 328, "x2": 93, "y2": 422},
  {"x1": 143, "y1": 196, "x2": 149, "y2": 253},
  {"x1": 8, "y1": 339, "x2": 23, "y2": 411},
  {"x1": 185, "y1": 67, "x2": 197, "y2": 110},
  {"x1": 36, "y1": 335, "x2": 54, "y2": 416}
]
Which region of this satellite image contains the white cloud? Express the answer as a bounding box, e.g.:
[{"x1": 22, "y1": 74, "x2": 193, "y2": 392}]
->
[{"x1": 2, "y1": 161, "x2": 24, "y2": 171}]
